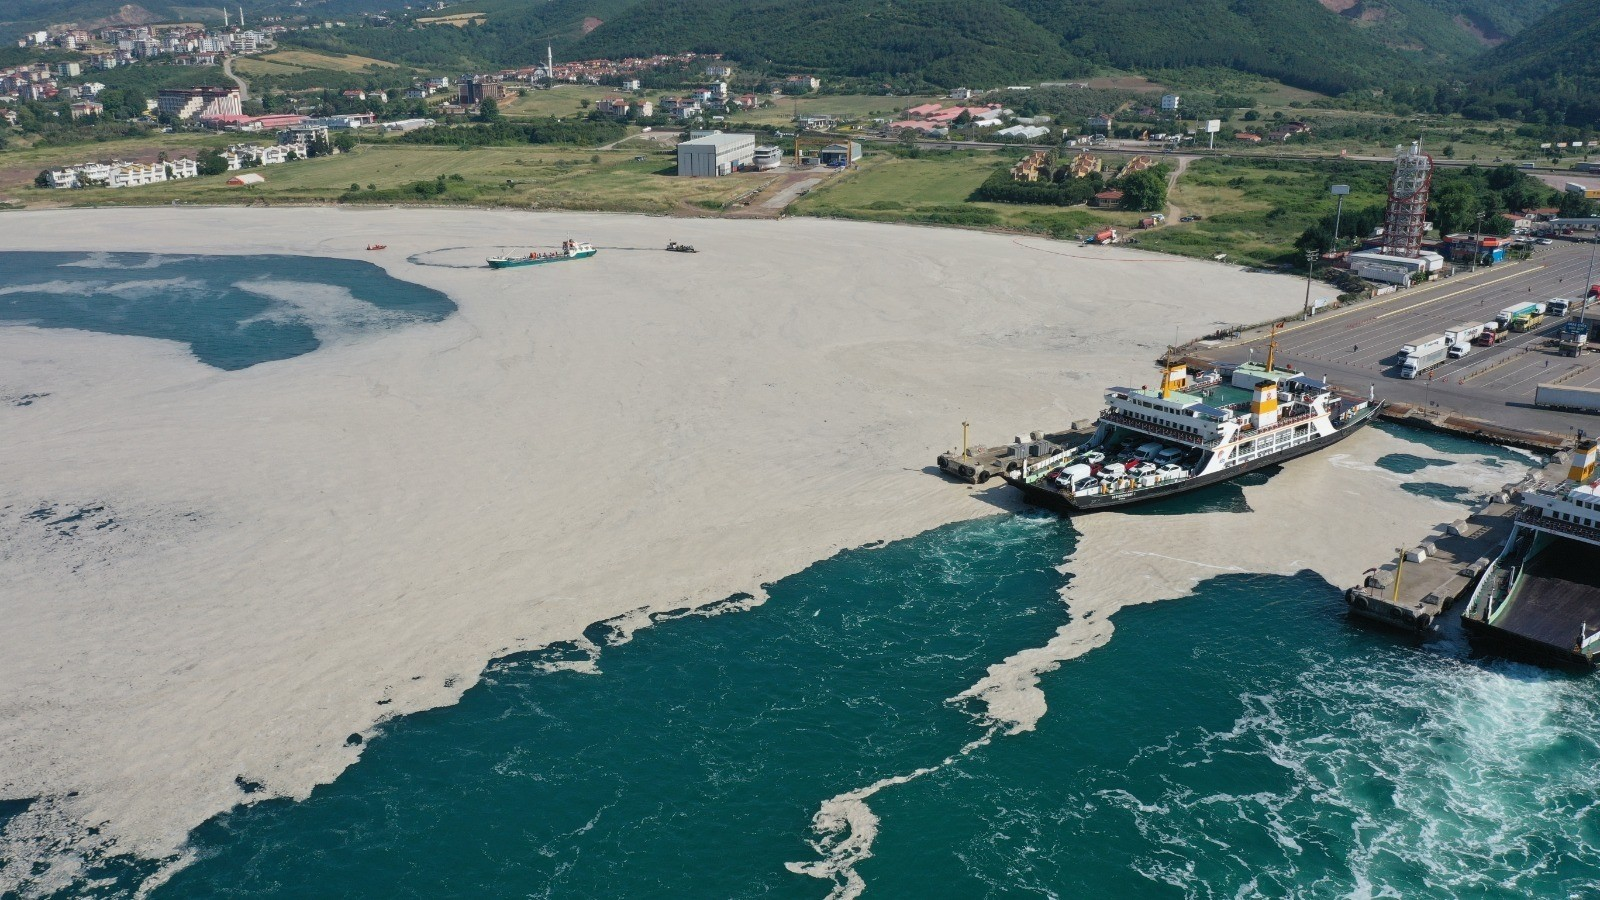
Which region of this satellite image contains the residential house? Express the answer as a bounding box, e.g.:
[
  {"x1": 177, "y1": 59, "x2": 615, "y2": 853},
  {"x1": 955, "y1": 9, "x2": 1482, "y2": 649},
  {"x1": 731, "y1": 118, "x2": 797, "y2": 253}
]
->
[
  {"x1": 1233, "y1": 131, "x2": 1262, "y2": 144},
  {"x1": 1118, "y1": 155, "x2": 1154, "y2": 177},
  {"x1": 1086, "y1": 113, "x2": 1114, "y2": 133},
  {"x1": 1011, "y1": 150, "x2": 1051, "y2": 182},
  {"x1": 1068, "y1": 152, "x2": 1101, "y2": 179},
  {"x1": 69, "y1": 100, "x2": 103, "y2": 119},
  {"x1": 783, "y1": 75, "x2": 820, "y2": 93},
  {"x1": 1091, "y1": 189, "x2": 1124, "y2": 208}
]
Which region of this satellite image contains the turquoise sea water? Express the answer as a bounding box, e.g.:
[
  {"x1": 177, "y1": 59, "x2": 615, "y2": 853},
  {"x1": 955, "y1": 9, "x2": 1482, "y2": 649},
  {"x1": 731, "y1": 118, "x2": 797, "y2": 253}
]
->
[
  {"x1": 126, "y1": 436, "x2": 1589, "y2": 899},
  {"x1": 0, "y1": 252, "x2": 453, "y2": 369},
  {"x1": 8, "y1": 261, "x2": 1595, "y2": 897}
]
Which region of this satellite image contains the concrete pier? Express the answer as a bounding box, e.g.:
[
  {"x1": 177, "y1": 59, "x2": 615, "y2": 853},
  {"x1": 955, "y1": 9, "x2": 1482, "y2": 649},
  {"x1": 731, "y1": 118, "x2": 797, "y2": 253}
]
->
[{"x1": 1344, "y1": 493, "x2": 1522, "y2": 631}]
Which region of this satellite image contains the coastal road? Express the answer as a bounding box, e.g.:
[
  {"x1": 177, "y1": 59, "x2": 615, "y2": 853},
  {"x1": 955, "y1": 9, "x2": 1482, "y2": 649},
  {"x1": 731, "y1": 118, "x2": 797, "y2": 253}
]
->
[{"x1": 1206, "y1": 239, "x2": 1600, "y2": 436}]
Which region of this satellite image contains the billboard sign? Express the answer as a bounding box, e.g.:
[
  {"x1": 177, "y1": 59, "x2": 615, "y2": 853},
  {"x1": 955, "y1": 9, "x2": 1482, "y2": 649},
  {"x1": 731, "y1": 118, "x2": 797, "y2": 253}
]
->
[{"x1": 1204, "y1": 119, "x2": 1221, "y2": 133}]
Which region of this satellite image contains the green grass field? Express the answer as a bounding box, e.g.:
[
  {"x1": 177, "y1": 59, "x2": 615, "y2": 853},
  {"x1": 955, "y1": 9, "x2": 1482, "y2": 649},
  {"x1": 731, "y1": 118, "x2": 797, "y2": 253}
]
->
[
  {"x1": 1137, "y1": 157, "x2": 1390, "y2": 267},
  {"x1": 791, "y1": 151, "x2": 1141, "y2": 237},
  {"x1": 14, "y1": 142, "x2": 770, "y2": 214}
]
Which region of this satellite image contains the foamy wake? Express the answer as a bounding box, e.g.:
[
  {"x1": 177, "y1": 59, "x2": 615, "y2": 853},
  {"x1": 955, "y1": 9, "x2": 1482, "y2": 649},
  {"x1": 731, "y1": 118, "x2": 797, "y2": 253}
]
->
[{"x1": 785, "y1": 729, "x2": 999, "y2": 900}]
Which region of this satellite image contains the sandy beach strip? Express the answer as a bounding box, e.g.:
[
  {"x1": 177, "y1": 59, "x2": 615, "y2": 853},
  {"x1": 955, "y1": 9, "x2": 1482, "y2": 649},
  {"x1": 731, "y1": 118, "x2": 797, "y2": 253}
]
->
[{"x1": 0, "y1": 207, "x2": 1314, "y2": 890}]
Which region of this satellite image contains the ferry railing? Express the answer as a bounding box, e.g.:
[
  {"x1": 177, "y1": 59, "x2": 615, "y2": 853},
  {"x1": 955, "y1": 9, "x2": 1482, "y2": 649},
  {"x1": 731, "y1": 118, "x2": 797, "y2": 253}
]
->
[{"x1": 1517, "y1": 508, "x2": 1600, "y2": 546}]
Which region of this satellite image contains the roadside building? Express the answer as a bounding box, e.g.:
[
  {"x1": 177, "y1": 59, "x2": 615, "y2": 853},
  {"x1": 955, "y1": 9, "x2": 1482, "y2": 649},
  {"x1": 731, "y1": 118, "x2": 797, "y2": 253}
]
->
[
  {"x1": 1347, "y1": 250, "x2": 1444, "y2": 285},
  {"x1": 676, "y1": 131, "x2": 756, "y2": 176},
  {"x1": 1233, "y1": 131, "x2": 1262, "y2": 144},
  {"x1": 1086, "y1": 113, "x2": 1114, "y2": 133},
  {"x1": 996, "y1": 124, "x2": 1049, "y2": 140}
]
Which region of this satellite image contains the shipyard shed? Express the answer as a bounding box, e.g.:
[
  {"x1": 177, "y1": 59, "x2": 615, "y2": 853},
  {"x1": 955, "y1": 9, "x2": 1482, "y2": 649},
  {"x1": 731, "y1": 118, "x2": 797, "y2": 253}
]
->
[
  {"x1": 817, "y1": 141, "x2": 862, "y2": 167},
  {"x1": 677, "y1": 132, "x2": 756, "y2": 177}
]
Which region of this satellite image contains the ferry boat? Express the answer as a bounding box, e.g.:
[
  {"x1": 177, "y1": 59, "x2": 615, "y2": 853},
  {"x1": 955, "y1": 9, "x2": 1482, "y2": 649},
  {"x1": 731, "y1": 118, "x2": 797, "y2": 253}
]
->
[
  {"x1": 1006, "y1": 331, "x2": 1382, "y2": 513},
  {"x1": 487, "y1": 240, "x2": 597, "y2": 269},
  {"x1": 1461, "y1": 439, "x2": 1600, "y2": 668}
]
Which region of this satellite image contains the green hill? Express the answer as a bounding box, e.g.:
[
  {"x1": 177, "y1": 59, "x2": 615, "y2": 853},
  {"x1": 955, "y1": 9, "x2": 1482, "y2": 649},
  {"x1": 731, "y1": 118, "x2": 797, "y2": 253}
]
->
[
  {"x1": 572, "y1": 0, "x2": 1084, "y2": 88},
  {"x1": 1455, "y1": 0, "x2": 1600, "y2": 126},
  {"x1": 1316, "y1": 0, "x2": 1566, "y2": 59}
]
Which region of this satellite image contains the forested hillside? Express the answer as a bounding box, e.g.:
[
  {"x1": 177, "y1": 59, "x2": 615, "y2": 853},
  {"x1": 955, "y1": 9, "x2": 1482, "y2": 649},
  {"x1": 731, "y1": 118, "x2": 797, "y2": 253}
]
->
[
  {"x1": 573, "y1": 0, "x2": 1085, "y2": 88},
  {"x1": 1319, "y1": 0, "x2": 1565, "y2": 58},
  {"x1": 1456, "y1": 0, "x2": 1600, "y2": 127}
]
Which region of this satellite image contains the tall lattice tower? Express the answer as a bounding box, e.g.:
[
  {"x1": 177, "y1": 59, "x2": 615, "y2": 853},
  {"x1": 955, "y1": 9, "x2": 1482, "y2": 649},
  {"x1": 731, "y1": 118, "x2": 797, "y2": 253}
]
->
[{"x1": 1382, "y1": 141, "x2": 1432, "y2": 258}]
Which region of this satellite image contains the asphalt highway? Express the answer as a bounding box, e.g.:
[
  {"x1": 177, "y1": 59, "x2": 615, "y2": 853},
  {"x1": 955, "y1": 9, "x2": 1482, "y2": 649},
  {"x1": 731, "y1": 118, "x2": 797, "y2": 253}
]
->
[{"x1": 1206, "y1": 239, "x2": 1600, "y2": 437}]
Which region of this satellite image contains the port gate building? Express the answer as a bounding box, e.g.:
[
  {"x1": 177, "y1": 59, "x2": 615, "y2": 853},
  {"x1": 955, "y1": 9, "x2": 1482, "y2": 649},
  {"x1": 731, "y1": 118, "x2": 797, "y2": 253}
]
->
[{"x1": 677, "y1": 132, "x2": 756, "y2": 177}]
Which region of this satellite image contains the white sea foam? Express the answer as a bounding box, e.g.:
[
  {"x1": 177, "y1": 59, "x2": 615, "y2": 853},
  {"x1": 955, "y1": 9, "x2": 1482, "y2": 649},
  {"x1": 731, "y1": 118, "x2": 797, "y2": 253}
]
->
[
  {"x1": 0, "y1": 277, "x2": 207, "y2": 300},
  {"x1": 0, "y1": 207, "x2": 1342, "y2": 895},
  {"x1": 57, "y1": 252, "x2": 199, "y2": 270},
  {"x1": 786, "y1": 730, "x2": 999, "y2": 900},
  {"x1": 234, "y1": 279, "x2": 422, "y2": 344}
]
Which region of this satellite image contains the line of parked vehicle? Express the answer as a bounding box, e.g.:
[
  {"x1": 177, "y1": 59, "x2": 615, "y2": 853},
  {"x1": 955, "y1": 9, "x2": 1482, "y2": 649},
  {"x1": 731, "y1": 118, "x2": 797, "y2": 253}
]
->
[
  {"x1": 1049, "y1": 439, "x2": 1195, "y2": 491},
  {"x1": 1395, "y1": 289, "x2": 1600, "y2": 378}
]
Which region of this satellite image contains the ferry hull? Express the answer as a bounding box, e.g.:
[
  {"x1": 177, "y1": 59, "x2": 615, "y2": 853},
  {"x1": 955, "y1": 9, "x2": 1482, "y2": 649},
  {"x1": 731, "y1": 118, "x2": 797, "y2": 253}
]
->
[
  {"x1": 1006, "y1": 405, "x2": 1381, "y2": 514},
  {"x1": 487, "y1": 249, "x2": 598, "y2": 269}
]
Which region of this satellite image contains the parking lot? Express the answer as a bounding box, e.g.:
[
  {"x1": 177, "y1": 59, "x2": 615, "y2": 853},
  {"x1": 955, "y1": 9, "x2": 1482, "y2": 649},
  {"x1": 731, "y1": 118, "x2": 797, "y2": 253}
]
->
[{"x1": 1207, "y1": 239, "x2": 1600, "y2": 435}]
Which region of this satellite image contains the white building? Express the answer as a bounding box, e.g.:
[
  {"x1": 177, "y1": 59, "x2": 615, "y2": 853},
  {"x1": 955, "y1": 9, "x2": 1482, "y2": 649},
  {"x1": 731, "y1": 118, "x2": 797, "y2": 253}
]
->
[
  {"x1": 677, "y1": 131, "x2": 756, "y2": 177},
  {"x1": 1347, "y1": 250, "x2": 1445, "y2": 285},
  {"x1": 379, "y1": 118, "x2": 436, "y2": 133},
  {"x1": 157, "y1": 86, "x2": 242, "y2": 120},
  {"x1": 1160, "y1": 93, "x2": 1180, "y2": 111},
  {"x1": 995, "y1": 124, "x2": 1050, "y2": 140}
]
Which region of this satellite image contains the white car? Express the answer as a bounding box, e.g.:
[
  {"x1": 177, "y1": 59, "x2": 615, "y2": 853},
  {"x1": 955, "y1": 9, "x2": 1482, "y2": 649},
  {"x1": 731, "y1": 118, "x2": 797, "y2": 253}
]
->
[
  {"x1": 1539, "y1": 238, "x2": 1554, "y2": 245},
  {"x1": 1129, "y1": 462, "x2": 1157, "y2": 477},
  {"x1": 1158, "y1": 463, "x2": 1186, "y2": 476},
  {"x1": 1082, "y1": 451, "x2": 1106, "y2": 465}
]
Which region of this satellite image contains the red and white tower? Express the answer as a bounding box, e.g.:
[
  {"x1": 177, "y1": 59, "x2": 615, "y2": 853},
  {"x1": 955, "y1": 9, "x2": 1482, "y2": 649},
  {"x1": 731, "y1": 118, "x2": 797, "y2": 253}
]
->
[{"x1": 1382, "y1": 141, "x2": 1432, "y2": 259}]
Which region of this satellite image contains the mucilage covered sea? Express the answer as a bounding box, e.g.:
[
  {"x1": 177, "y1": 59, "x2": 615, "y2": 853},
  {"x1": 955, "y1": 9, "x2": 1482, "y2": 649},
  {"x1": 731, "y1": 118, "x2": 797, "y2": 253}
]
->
[{"x1": 3, "y1": 253, "x2": 1597, "y2": 899}]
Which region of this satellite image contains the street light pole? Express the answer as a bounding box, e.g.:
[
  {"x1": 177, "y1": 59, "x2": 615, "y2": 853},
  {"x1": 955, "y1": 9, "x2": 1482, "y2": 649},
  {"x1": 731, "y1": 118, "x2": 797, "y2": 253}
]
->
[
  {"x1": 1584, "y1": 218, "x2": 1600, "y2": 325},
  {"x1": 1303, "y1": 248, "x2": 1316, "y2": 319},
  {"x1": 1331, "y1": 184, "x2": 1350, "y2": 251}
]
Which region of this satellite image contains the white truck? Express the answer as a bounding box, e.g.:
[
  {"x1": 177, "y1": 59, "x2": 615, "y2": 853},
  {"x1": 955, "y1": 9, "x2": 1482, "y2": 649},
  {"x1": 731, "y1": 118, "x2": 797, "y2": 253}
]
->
[
  {"x1": 1535, "y1": 383, "x2": 1600, "y2": 412},
  {"x1": 1444, "y1": 323, "x2": 1483, "y2": 358},
  {"x1": 1399, "y1": 334, "x2": 1450, "y2": 379}
]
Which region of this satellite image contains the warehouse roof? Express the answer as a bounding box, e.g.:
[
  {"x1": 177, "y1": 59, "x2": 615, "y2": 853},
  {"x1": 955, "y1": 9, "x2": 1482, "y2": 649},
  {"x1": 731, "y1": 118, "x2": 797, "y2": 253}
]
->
[{"x1": 679, "y1": 132, "x2": 755, "y2": 150}]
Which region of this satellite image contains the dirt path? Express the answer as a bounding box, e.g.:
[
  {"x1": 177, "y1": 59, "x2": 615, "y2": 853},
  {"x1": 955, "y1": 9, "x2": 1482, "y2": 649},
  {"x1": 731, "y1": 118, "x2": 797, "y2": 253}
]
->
[{"x1": 222, "y1": 56, "x2": 250, "y2": 102}]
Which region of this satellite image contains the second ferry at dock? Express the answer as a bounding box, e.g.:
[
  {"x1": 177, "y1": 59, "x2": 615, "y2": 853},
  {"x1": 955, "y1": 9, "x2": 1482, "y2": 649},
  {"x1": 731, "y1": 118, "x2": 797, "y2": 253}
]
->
[{"x1": 1006, "y1": 332, "x2": 1383, "y2": 513}]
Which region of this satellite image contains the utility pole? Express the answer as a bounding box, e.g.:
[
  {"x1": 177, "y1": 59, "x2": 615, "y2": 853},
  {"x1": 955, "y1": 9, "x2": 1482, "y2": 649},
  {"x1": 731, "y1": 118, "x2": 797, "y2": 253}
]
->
[
  {"x1": 1303, "y1": 248, "x2": 1317, "y2": 319},
  {"x1": 1471, "y1": 211, "x2": 1485, "y2": 273}
]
